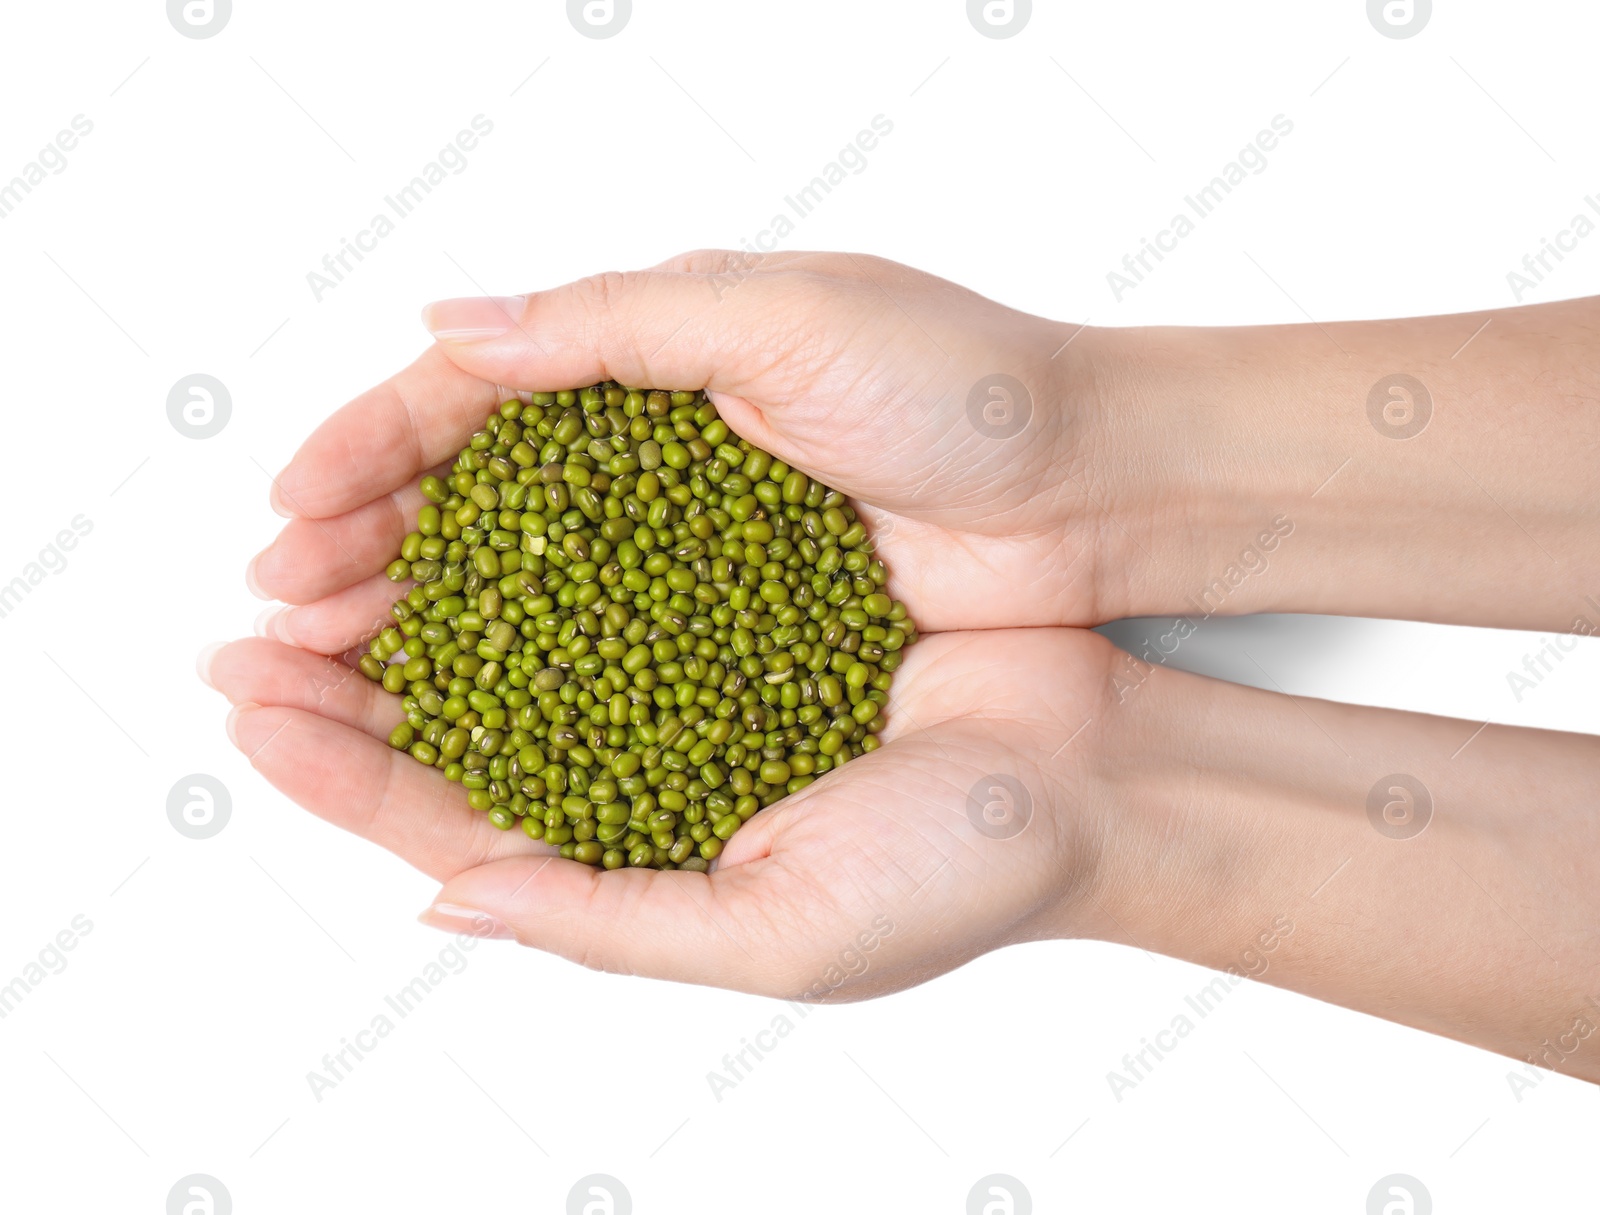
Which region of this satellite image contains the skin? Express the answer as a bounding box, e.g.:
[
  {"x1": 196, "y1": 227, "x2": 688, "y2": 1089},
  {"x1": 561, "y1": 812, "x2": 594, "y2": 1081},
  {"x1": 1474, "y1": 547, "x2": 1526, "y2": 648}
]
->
[{"x1": 207, "y1": 251, "x2": 1600, "y2": 1084}]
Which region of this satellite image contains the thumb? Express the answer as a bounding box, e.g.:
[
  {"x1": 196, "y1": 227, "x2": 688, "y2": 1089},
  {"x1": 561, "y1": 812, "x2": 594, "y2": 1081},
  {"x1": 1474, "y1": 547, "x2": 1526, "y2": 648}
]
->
[
  {"x1": 418, "y1": 261, "x2": 796, "y2": 399},
  {"x1": 417, "y1": 853, "x2": 788, "y2": 991}
]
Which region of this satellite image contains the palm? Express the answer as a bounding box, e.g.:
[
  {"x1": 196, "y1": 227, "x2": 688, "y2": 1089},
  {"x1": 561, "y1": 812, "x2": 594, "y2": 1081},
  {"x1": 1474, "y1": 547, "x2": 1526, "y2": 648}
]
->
[
  {"x1": 708, "y1": 628, "x2": 1109, "y2": 997},
  {"x1": 209, "y1": 627, "x2": 1112, "y2": 997}
]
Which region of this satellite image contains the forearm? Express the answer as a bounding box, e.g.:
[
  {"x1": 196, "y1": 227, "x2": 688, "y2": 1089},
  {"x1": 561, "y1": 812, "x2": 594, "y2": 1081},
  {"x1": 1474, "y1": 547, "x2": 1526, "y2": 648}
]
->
[
  {"x1": 1081, "y1": 658, "x2": 1600, "y2": 1080},
  {"x1": 1079, "y1": 298, "x2": 1600, "y2": 630}
]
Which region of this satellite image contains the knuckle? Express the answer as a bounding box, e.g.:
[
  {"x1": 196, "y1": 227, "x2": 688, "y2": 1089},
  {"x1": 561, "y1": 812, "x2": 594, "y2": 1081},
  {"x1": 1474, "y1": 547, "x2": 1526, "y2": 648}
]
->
[
  {"x1": 570, "y1": 940, "x2": 639, "y2": 979},
  {"x1": 662, "y1": 247, "x2": 743, "y2": 275},
  {"x1": 574, "y1": 268, "x2": 637, "y2": 315},
  {"x1": 567, "y1": 270, "x2": 660, "y2": 371}
]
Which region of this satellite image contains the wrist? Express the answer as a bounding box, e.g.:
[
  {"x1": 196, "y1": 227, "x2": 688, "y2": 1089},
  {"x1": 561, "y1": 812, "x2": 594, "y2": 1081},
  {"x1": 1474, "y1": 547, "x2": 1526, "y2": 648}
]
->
[
  {"x1": 1027, "y1": 321, "x2": 1198, "y2": 626},
  {"x1": 1071, "y1": 654, "x2": 1600, "y2": 1079},
  {"x1": 1068, "y1": 323, "x2": 1336, "y2": 624},
  {"x1": 1077, "y1": 310, "x2": 1600, "y2": 629}
]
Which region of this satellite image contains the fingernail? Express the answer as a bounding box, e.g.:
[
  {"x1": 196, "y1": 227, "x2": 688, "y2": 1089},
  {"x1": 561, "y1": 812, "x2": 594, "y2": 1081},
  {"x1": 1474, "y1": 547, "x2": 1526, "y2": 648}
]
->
[
  {"x1": 225, "y1": 701, "x2": 262, "y2": 750},
  {"x1": 253, "y1": 605, "x2": 296, "y2": 646},
  {"x1": 245, "y1": 553, "x2": 271, "y2": 600},
  {"x1": 196, "y1": 641, "x2": 225, "y2": 689},
  {"x1": 418, "y1": 902, "x2": 516, "y2": 940},
  {"x1": 269, "y1": 478, "x2": 294, "y2": 519},
  {"x1": 421, "y1": 296, "x2": 526, "y2": 342}
]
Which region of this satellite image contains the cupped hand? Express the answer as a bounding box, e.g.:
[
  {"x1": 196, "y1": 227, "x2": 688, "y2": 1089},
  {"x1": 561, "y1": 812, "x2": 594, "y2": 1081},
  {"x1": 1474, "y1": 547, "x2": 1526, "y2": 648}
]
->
[
  {"x1": 204, "y1": 626, "x2": 1120, "y2": 998},
  {"x1": 251, "y1": 252, "x2": 1112, "y2": 645}
]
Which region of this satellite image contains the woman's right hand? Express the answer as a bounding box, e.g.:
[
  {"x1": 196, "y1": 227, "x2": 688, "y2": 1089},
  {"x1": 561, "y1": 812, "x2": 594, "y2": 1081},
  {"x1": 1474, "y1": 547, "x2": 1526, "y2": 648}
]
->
[{"x1": 257, "y1": 251, "x2": 1118, "y2": 644}]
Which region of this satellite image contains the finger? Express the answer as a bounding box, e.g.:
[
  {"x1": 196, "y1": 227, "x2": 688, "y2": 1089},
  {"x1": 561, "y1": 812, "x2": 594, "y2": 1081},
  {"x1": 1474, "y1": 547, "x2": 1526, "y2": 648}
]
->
[
  {"x1": 249, "y1": 484, "x2": 425, "y2": 605},
  {"x1": 715, "y1": 774, "x2": 834, "y2": 868},
  {"x1": 267, "y1": 571, "x2": 405, "y2": 656},
  {"x1": 227, "y1": 703, "x2": 544, "y2": 881},
  {"x1": 418, "y1": 264, "x2": 834, "y2": 405},
  {"x1": 421, "y1": 852, "x2": 796, "y2": 991},
  {"x1": 648, "y1": 248, "x2": 823, "y2": 276},
  {"x1": 272, "y1": 343, "x2": 505, "y2": 521},
  {"x1": 206, "y1": 637, "x2": 402, "y2": 741}
]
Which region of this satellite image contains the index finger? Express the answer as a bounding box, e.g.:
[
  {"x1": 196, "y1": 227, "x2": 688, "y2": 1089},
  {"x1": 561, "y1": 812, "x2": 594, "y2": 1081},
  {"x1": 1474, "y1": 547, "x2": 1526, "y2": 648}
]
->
[{"x1": 272, "y1": 342, "x2": 504, "y2": 520}]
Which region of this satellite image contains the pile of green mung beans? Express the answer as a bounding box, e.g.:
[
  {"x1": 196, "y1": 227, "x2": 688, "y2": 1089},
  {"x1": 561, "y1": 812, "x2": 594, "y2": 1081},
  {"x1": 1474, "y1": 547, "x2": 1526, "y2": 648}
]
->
[{"x1": 361, "y1": 383, "x2": 916, "y2": 871}]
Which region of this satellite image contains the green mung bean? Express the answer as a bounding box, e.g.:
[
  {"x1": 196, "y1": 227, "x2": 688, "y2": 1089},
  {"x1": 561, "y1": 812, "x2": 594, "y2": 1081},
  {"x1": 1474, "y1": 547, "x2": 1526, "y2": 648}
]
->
[{"x1": 362, "y1": 383, "x2": 917, "y2": 869}]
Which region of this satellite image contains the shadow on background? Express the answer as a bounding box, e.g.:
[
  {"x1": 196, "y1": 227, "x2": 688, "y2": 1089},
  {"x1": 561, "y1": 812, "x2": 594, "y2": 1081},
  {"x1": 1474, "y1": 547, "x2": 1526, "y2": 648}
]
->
[
  {"x1": 1096, "y1": 613, "x2": 1382, "y2": 694},
  {"x1": 1098, "y1": 611, "x2": 1600, "y2": 738}
]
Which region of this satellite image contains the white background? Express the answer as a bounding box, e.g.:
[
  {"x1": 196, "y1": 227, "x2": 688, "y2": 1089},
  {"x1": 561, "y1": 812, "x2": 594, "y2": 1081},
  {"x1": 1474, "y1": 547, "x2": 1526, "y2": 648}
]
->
[{"x1": 1, "y1": 1, "x2": 1596, "y2": 1211}]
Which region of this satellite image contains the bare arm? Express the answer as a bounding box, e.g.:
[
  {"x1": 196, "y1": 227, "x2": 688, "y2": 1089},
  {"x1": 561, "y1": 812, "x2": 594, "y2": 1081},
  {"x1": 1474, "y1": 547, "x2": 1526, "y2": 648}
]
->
[
  {"x1": 1080, "y1": 648, "x2": 1600, "y2": 1081},
  {"x1": 1081, "y1": 297, "x2": 1600, "y2": 632}
]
